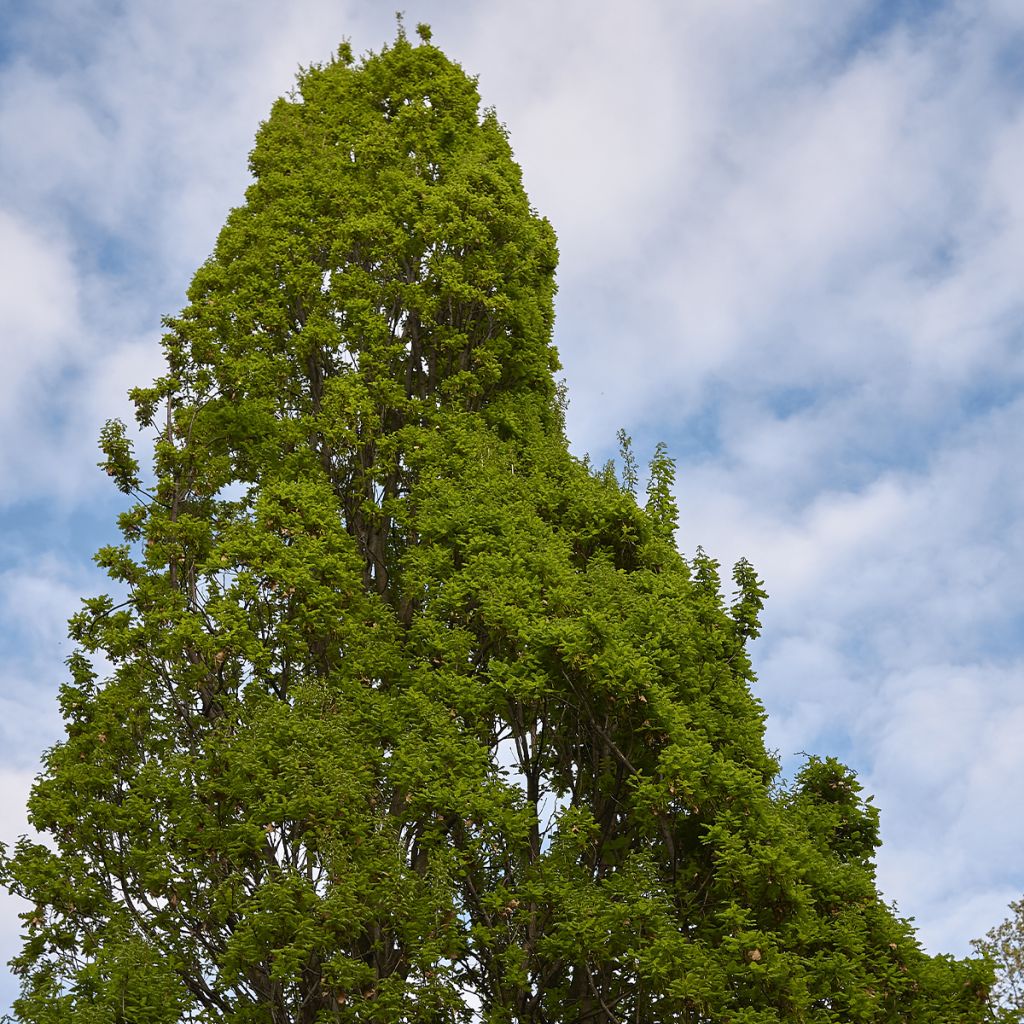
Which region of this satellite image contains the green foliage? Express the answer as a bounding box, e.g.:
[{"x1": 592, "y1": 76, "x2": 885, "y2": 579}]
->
[
  {"x1": 0, "y1": 25, "x2": 998, "y2": 1024},
  {"x1": 645, "y1": 441, "x2": 679, "y2": 543},
  {"x1": 616, "y1": 428, "x2": 638, "y2": 496},
  {"x1": 97, "y1": 418, "x2": 141, "y2": 495}
]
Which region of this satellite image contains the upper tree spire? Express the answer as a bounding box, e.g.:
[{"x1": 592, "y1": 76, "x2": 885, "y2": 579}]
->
[{"x1": 146, "y1": 31, "x2": 560, "y2": 597}]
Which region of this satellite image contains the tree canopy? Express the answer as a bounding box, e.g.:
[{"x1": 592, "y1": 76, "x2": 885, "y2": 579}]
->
[{"x1": 0, "y1": 24, "x2": 999, "y2": 1024}]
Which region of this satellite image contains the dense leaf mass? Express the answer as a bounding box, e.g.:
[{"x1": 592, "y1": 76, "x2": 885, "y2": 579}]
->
[{"x1": 0, "y1": 27, "x2": 998, "y2": 1024}]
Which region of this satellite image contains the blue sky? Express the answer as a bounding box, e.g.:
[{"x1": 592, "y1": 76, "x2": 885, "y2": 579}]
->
[{"x1": 2, "y1": 0, "x2": 1023, "y2": 1010}]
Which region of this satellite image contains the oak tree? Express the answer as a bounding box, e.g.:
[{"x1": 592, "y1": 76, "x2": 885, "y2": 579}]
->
[{"x1": 0, "y1": 23, "x2": 998, "y2": 1024}]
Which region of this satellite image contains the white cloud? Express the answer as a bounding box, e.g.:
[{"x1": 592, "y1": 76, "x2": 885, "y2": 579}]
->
[
  {"x1": 0, "y1": 212, "x2": 79, "y2": 403},
  {"x1": 0, "y1": 555, "x2": 100, "y2": 765},
  {"x1": 0, "y1": 64, "x2": 108, "y2": 219},
  {"x1": 0, "y1": 211, "x2": 94, "y2": 504},
  {"x1": 865, "y1": 660, "x2": 1024, "y2": 952},
  {"x1": 554, "y1": 3, "x2": 1024, "y2": 452}
]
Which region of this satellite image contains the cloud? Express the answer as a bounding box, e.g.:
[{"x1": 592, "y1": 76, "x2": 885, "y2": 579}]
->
[
  {"x1": 0, "y1": 61, "x2": 109, "y2": 223},
  {"x1": 0, "y1": 211, "x2": 95, "y2": 504},
  {"x1": 0, "y1": 554, "x2": 101, "y2": 767},
  {"x1": 0, "y1": 212, "x2": 79, "y2": 406},
  {"x1": 864, "y1": 660, "x2": 1024, "y2": 953},
  {"x1": 552, "y1": 3, "x2": 1024, "y2": 456}
]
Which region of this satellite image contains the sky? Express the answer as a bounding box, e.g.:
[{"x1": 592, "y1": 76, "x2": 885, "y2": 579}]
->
[{"x1": 1, "y1": 0, "x2": 1023, "y2": 1009}]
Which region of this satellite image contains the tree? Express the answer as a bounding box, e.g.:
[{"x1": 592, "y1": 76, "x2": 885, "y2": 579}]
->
[
  {"x1": 974, "y1": 898, "x2": 1024, "y2": 1020},
  {"x1": 0, "y1": 24, "x2": 999, "y2": 1023}
]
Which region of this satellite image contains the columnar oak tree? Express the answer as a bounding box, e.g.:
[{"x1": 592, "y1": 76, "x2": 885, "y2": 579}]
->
[{"x1": 0, "y1": 24, "x2": 998, "y2": 1024}]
